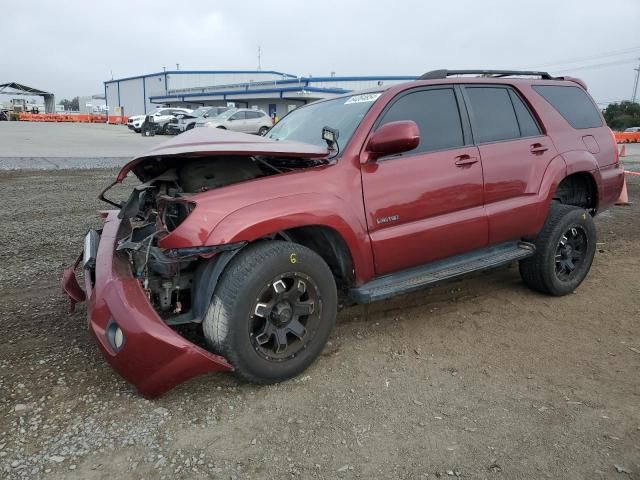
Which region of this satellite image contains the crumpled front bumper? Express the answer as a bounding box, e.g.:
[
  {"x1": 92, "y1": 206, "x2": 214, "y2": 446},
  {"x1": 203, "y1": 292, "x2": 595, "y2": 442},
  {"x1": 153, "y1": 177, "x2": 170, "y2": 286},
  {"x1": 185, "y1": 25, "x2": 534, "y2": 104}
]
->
[{"x1": 62, "y1": 211, "x2": 232, "y2": 398}]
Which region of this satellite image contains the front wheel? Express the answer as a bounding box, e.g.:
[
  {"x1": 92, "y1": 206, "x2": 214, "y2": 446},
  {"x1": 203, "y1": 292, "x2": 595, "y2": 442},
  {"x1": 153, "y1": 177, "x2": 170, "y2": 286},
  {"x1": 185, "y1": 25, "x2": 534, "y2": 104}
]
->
[
  {"x1": 203, "y1": 241, "x2": 337, "y2": 384},
  {"x1": 519, "y1": 203, "x2": 596, "y2": 296},
  {"x1": 258, "y1": 126, "x2": 269, "y2": 136}
]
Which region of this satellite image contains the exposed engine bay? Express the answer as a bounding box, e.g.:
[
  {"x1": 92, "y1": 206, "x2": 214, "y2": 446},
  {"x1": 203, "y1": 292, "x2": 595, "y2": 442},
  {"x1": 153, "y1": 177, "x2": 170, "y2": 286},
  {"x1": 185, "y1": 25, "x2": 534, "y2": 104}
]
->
[{"x1": 108, "y1": 154, "x2": 323, "y2": 325}]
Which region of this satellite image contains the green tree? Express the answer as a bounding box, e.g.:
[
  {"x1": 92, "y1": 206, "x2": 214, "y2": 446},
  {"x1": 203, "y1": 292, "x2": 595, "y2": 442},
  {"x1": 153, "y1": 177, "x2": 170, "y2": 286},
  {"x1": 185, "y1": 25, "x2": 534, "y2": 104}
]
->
[
  {"x1": 602, "y1": 101, "x2": 640, "y2": 130},
  {"x1": 58, "y1": 97, "x2": 80, "y2": 111}
]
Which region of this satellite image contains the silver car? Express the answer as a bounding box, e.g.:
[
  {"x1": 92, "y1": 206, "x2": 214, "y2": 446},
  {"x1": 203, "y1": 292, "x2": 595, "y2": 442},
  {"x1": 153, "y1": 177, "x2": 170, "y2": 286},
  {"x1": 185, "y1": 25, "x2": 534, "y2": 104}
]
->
[
  {"x1": 167, "y1": 106, "x2": 230, "y2": 134},
  {"x1": 203, "y1": 108, "x2": 272, "y2": 135}
]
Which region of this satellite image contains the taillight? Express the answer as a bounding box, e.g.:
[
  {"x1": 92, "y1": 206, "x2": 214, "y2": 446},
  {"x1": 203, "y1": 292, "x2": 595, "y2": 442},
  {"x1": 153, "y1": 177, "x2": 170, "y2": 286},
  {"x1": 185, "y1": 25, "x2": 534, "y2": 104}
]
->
[{"x1": 609, "y1": 128, "x2": 620, "y2": 166}]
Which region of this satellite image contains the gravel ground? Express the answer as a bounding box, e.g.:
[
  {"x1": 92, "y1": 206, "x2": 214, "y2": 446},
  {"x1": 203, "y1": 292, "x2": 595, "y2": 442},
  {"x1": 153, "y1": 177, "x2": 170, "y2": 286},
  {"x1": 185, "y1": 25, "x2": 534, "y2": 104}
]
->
[{"x1": 0, "y1": 169, "x2": 638, "y2": 480}]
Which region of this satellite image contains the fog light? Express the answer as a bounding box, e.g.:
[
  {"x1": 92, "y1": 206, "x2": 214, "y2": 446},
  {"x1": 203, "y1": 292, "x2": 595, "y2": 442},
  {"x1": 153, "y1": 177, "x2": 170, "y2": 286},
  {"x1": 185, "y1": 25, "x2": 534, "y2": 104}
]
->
[
  {"x1": 114, "y1": 327, "x2": 124, "y2": 349},
  {"x1": 106, "y1": 320, "x2": 125, "y2": 352}
]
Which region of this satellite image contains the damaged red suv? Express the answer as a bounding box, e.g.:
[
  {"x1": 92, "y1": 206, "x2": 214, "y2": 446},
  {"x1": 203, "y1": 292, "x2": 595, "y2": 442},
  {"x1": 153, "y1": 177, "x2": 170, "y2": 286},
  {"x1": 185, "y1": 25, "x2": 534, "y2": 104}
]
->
[{"x1": 63, "y1": 70, "x2": 624, "y2": 397}]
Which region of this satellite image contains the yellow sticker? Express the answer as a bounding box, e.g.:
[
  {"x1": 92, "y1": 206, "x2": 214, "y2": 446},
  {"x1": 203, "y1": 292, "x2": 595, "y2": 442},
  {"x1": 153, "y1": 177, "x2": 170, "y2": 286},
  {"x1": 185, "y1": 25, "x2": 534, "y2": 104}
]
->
[{"x1": 289, "y1": 253, "x2": 297, "y2": 264}]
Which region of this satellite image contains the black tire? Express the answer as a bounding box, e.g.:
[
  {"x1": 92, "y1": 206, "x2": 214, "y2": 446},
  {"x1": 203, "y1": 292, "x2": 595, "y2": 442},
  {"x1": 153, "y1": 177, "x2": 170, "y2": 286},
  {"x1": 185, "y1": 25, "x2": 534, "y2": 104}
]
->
[
  {"x1": 519, "y1": 203, "x2": 596, "y2": 296},
  {"x1": 186, "y1": 123, "x2": 195, "y2": 131},
  {"x1": 161, "y1": 123, "x2": 170, "y2": 135},
  {"x1": 216, "y1": 126, "x2": 226, "y2": 129},
  {"x1": 203, "y1": 241, "x2": 337, "y2": 384},
  {"x1": 258, "y1": 126, "x2": 269, "y2": 136}
]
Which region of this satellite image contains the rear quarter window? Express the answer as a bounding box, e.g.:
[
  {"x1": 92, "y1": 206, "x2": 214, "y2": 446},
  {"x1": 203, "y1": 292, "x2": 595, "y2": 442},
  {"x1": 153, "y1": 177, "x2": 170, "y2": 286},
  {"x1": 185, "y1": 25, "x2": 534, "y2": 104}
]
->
[{"x1": 532, "y1": 85, "x2": 602, "y2": 129}]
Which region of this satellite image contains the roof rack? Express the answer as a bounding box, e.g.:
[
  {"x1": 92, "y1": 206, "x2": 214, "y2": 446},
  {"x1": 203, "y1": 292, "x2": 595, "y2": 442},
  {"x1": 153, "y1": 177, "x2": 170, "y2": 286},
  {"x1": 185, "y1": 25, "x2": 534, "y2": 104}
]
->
[{"x1": 419, "y1": 69, "x2": 554, "y2": 80}]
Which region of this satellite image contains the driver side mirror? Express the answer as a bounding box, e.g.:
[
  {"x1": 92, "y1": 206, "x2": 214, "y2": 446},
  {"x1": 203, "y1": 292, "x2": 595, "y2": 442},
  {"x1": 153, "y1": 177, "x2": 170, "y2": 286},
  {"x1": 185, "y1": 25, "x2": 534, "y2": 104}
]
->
[{"x1": 365, "y1": 120, "x2": 420, "y2": 161}]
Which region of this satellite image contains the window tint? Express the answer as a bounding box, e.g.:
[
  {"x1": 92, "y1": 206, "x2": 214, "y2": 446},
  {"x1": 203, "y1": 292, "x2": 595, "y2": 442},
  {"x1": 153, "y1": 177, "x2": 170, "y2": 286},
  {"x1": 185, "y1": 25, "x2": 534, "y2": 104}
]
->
[
  {"x1": 379, "y1": 88, "x2": 464, "y2": 154},
  {"x1": 230, "y1": 111, "x2": 246, "y2": 120},
  {"x1": 508, "y1": 90, "x2": 541, "y2": 137},
  {"x1": 246, "y1": 111, "x2": 263, "y2": 119},
  {"x1": 532, "y1": 85, "x2": 602, "y2": 129},
  {"x1": 466, "y1": 87, "x2": 520, "y2": 143}
]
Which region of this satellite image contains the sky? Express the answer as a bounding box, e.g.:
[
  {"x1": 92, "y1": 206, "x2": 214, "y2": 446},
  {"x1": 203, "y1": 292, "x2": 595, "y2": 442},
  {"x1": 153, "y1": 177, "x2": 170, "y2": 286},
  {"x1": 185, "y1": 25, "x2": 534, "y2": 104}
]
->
[{"x1": 2, "y1": 0, "x2": 639, "y2": 105}]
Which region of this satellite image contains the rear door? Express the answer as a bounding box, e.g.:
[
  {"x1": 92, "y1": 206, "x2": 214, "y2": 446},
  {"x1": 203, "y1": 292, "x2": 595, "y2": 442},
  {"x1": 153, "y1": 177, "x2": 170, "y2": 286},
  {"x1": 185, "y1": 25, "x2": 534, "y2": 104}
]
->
[
  {"x1": 361, "y1": 86, "x2": 487, "y2": 275},
  {"x1": 462, "y1": 85, "x2": 558, "y2": 244},
  {"x1": 245, "y1": 110, "x2": 263, "y2": 133}
]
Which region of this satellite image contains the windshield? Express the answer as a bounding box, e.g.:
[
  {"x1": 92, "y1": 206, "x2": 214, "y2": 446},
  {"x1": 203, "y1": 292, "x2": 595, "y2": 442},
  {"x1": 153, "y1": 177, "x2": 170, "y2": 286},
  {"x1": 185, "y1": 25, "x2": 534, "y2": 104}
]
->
[{"x1": 266, "y1": 93, "x2": 382, "y2": 150}]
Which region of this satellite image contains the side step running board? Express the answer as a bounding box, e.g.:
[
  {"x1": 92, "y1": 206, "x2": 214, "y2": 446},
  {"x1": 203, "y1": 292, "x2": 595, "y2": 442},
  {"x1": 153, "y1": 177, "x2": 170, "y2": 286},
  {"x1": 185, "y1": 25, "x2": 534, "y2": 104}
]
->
[{"x1": 350, "y1": 241, "x2": 535, "y2": 304}]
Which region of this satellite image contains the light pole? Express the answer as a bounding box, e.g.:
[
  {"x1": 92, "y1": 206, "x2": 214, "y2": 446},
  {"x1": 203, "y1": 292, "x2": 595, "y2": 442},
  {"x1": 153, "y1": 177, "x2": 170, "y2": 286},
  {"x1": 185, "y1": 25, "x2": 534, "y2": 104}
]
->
[{"x1": 632, "y1": 58, "x2": 640, "y2": 103}]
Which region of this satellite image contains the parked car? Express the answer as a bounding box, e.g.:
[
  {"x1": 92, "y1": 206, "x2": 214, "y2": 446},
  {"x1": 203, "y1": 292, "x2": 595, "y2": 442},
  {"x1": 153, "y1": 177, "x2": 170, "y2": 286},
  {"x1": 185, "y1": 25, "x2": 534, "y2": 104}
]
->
[
  {"x1": 624, "y1": 126, "x2": 640, "y2": 132},
  {"x1": 203, "y1": 108, "x2": 272, "y2": 135},
  {"x1": 127, "y1": 107, "x2": 192, "y2": 133},
  {"x1": 166, "y1": 106, "x2": 230, "y2": 134},
  {"x1": 64, "y1": 69, "x2": 624, "y2": 397}
]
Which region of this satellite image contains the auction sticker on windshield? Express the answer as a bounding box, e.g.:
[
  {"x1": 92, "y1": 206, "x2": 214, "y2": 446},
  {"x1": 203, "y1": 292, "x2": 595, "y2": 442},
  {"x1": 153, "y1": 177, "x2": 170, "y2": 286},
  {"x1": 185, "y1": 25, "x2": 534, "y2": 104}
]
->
[{"x1": 344, "y1": 93, "x2": 381, "y2": 104}]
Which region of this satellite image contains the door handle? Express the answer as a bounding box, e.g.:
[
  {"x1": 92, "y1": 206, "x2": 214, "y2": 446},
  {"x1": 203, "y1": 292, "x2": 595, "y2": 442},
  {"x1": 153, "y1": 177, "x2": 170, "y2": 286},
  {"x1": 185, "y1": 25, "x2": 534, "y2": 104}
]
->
[
  {"x1": 455, "y1": 155, "x2": 479, "y2": 167},
  {"x1": 530, "y1": 143, "x2": 549, "y2": 154}
]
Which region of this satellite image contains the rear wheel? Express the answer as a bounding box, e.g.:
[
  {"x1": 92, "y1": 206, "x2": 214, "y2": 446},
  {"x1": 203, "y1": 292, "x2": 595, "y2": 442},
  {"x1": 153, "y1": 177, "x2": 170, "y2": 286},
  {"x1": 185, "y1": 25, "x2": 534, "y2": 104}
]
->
[
  {"x1": 203, "y1": 241, "x2": 337, "y2": 384},
  {"x1": 186, "y1": 123, "x2": 195, "y2": 130},
  {"x1": 258, "y1": 126, "x2": 269, "y2": 136},
  {"x1": 519, "y1": 203, "x2": 596, "y2": 295}
]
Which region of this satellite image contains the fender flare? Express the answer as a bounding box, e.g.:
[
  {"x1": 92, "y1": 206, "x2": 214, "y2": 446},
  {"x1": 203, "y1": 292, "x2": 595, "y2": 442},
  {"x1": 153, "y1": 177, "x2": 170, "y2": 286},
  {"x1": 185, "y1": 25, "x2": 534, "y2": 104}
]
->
[
  {"x1": 204, "y1": 193, "x2": 375, "y2": 283},
  {"x1": 533, "y1": 152, "x2": 600, "y2": 235},
  {"x1": 560, "y1": 150, "x2": 603, "y2": 206}
]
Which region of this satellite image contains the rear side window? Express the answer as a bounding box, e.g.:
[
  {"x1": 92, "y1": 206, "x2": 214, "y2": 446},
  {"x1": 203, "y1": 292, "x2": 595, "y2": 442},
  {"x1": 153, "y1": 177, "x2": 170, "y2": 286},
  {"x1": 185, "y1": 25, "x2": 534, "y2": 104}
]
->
[
  {"x1": 465, "y1": 87, "x2": 520, "y2": 143},
  {"x1": 508, "y1": 90, "x2": 541, "y2": 137},
  {"x1": 532, "y1": 85, "x2": 602, "y2": 129},
  {"x1": 379, "y1": 88, "x2": 464, "y2": 154}
]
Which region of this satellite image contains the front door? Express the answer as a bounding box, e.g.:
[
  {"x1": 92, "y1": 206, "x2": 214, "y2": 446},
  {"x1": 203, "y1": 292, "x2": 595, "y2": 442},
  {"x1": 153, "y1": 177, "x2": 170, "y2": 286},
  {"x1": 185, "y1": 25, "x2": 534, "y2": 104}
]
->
[
  {"x1": 361, "y1": 87, "x2": 488, "y2": 276},
  {"x1": 228, "y1": 111, "x2": 248, "y2": 132}
]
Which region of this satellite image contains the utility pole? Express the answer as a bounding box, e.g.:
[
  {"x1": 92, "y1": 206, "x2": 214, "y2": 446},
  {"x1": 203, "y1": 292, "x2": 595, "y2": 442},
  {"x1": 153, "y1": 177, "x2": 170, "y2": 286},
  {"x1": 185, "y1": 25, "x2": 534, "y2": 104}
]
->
[
  {"x1": 632, "y1": 58, "x2": 640, "y2": 103},
  {"x1": 257, "y1": 46, "x2": 262, "y2": 71}
]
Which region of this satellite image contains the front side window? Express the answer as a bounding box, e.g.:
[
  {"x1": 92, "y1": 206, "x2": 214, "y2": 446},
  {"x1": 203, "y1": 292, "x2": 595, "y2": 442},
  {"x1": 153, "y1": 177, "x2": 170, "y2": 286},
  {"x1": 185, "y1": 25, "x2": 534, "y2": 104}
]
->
[
  {"x1": 230, "y1": 111, "x2": 247, "y2": 121},
  {"x1": 466, "y1": 87, "x2": 520, "y2": 143},
  {"x1": 532, "y1": 85, "x2": 602, "y2": 129},
  {"x1": 378, "y1": 88, "x2": 465, "y2": 154}
]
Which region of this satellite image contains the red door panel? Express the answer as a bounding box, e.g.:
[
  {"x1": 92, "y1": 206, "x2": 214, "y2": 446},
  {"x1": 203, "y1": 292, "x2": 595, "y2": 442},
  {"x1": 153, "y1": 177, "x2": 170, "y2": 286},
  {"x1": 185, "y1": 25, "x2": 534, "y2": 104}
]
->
[
  {"x1": 479, "y1": 136, "x2": 558, "y2": 243},
  {"x1": 362, "y1": 145, "x2": 487, "y2": 275}
]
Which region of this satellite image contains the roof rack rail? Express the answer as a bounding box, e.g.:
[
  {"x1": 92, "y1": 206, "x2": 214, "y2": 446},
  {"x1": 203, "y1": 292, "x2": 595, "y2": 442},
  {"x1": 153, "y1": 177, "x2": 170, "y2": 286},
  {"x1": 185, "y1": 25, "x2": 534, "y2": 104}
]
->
[{"x1": 419, "y1": 69, "x2": 554, "y2": 80}]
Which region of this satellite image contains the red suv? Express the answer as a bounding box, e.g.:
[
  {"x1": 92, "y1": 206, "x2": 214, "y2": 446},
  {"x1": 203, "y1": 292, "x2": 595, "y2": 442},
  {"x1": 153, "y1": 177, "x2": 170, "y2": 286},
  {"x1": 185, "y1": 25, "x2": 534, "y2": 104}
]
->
[{"x1": 63, "y1": 69, "x2": 624, "y2": 397}]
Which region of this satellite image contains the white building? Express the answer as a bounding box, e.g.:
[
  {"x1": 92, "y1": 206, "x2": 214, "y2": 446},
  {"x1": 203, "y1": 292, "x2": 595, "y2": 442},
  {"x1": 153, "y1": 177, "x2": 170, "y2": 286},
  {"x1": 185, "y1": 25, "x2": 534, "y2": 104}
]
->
[{"x1": 104, "y1": 70, "x2": 417, "y2": 118}]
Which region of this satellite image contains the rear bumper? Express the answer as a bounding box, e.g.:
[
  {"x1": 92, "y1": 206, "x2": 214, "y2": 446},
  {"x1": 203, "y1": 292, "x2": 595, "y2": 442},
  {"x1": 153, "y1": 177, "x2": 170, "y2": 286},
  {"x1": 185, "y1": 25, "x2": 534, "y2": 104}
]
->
[
  {"x1": 598, "y1": 162, "x2": 625, "y2": 210},
  {"x1": 62, "y1": 212, "x2": 232, "y2": 397}
]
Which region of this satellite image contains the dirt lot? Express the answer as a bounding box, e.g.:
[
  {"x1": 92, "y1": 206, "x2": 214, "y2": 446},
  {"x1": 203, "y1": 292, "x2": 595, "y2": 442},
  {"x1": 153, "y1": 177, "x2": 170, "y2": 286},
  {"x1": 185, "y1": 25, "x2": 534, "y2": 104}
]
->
[{"x1": 0, "y1": 169, "x2": 638, "y2": 480}]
